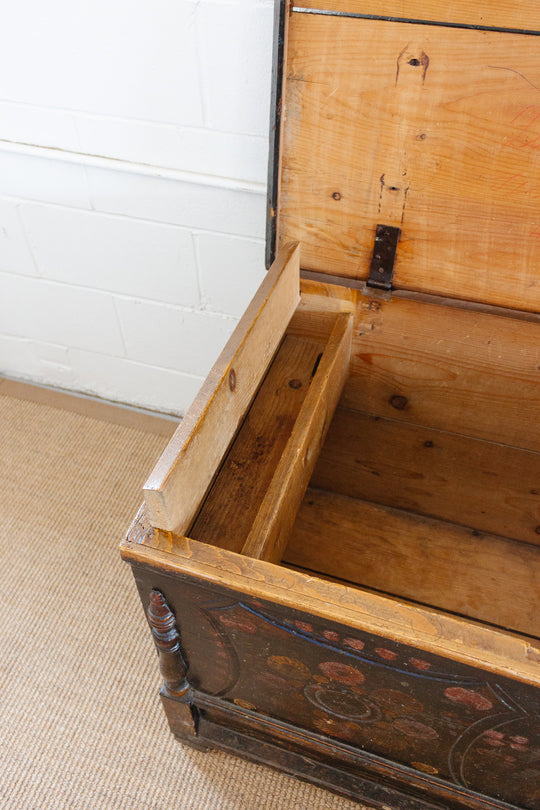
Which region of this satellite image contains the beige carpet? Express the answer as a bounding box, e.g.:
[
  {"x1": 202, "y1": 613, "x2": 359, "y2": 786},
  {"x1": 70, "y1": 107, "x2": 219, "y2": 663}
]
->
[{"x1": 0, "y1": 382, "x2": 368, "y2": 810}]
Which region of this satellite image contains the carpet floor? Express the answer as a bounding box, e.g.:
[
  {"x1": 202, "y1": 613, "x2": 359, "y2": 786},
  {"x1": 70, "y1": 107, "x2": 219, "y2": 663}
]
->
[{"x1": 0, "y1": 380, "x2": 366, "y2": 810}]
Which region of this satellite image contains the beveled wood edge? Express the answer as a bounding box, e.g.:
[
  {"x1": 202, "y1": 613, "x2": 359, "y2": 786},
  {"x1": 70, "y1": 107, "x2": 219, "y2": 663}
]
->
[
  {"x1": 143, "y1": 242, "x2": 301, "y2": 532},
  {"x1": 121, "y1": 507, "x2": 540, "y2": 688}
]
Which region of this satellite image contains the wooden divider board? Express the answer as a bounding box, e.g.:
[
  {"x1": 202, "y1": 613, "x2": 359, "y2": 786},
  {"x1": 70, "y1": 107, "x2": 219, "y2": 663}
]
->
[
  {"x1": 278, "y1": 9, "x2": 540, "y2": 311},
  {"x1": 242, "y1": 312, "x2": 352, "y2": 563},
  {"x1": 143, "y1": 243, "x2": 301, "y2": 533}
]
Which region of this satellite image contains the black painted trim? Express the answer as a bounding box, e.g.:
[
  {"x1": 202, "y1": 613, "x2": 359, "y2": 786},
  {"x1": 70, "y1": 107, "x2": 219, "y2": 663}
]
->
[
  {"x1": 265, "y1": 0, "x2": 288, "y2": 270},
  {"x1": 169, "y1": 691, "x2": 523, "y2": 810},
  {"x1": 195, "y1": 720, "x2": 446, "y2": 809},
  {"x1": 292, "y1": 6, "x2": 540, "y2": 36}
]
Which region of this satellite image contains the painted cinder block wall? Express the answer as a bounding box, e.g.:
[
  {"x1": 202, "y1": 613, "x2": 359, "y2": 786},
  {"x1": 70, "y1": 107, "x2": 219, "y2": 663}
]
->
[{"x1": 0, "y1": 0, "x2": 274, "y2": 415}]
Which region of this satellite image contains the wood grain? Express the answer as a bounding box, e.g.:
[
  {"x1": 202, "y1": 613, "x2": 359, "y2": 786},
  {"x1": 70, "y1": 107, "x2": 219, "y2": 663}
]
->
[
  {"x1": 190, "y1": 333, "x2": 325, "y2": 552},
  {"x1": 285, "y1": 488, "x2": 540, "y2": 638},
  {"x1": 121, "y1": 513, "x2": 540, "y2": 687},
  {"x1": 278, "y1": 14, "x2": 540, "y2": 311},
  {"x1": 286, "y1": 279, "x2": 540, "y2": 454},
  {"x1": 242, "y1": 312, "x2": 353, "y2": 562},
  {"x1": 293, "y1": 1, "x2": 540, "y2": 31},
  {"x1": 312, "y1": 407, "x2": 540, "y2": 546},
  {"x1": 344, "y1": 294, "x2": 540, "y2": 451},
  {"x1": 143, "y1": 243, "x2": 301, "y2": 533}
]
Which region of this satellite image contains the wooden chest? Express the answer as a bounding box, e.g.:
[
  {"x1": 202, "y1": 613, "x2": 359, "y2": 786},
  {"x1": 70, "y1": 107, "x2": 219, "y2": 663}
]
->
[{"x1": 121, "y1": 3, "x2": 540, "y2": 807}]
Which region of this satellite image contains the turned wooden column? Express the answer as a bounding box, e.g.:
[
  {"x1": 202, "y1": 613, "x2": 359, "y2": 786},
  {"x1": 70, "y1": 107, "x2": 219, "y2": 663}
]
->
[
  {"x1": 147, "y1": 589, "x2": 192, "y2": 701},
  {"x1": 147, "y1": 589, "x2": 197, "y2": 738}
]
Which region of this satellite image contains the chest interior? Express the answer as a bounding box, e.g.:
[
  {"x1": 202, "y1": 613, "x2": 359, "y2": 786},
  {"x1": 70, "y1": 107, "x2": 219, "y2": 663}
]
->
[{"x1": 187, "y1": 278, "x2": 539, "y2": 641}]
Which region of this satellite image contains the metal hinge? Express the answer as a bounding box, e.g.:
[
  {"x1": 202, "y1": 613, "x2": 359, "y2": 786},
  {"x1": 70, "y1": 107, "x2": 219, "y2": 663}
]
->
[{"x1": 367, "y1": 224, "x2": 401, "y2": 293}]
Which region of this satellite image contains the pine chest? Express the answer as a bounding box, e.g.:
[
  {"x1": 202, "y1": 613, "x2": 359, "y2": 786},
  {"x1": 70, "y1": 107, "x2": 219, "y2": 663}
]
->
[{"x1": 121, "y1": 3, "x2": 540, "y2": 807}]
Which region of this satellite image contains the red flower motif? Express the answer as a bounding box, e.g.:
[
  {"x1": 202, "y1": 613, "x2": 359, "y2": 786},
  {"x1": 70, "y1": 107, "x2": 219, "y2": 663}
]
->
[
  {"x1": 294, "y1": 620, "x2": 314, "y2": 633},
  {"x1": 484, "y1": 729, "x2": 504, "y2": 740},
  {"x1": 375, "y1": 647, "x2": 399, "y2": 661},
  {"x1": 409, "y1": 657, "x2": 431, "y2": 671},
  {"x1": 218, "y1": 614, "x2": 258, "y2": 633},
  {"x1": 444, "y1": 687, "x2": 493, "y2": 711},
  {"x1": 393, "y1": 719, "x2": 439, "y2": 740},
  {"x1": 318, "y1": 661, "x2": 365, "y2": 685},
  {"x1": 343, "y1": 637, "x2": 365, "y2": 651},
  {"x1": 323, "y1": 630, "x2": 340, "y2": 642},
  {"x1": 510, "y1": 735, "x2": 529, "y2": 745}
]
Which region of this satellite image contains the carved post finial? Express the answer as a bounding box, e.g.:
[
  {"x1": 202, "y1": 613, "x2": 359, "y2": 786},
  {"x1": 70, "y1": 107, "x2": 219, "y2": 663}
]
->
[{"x1": 147, "y1": 589, "x2": 192, "y2": 702}]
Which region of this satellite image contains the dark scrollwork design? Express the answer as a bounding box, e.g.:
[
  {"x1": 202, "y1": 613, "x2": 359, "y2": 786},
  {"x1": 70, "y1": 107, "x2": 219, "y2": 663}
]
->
[{"x1": 147, "y1": 589, "x2": 192, "y2": 703}]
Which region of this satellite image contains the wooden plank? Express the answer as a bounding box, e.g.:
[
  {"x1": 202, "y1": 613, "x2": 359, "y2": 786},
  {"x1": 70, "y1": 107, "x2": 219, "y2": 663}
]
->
[
  {"x1": 241, "y1": 312, "x2": 353, "y2": 562},
  {"x1": 285, "y1": 488, "x2": 540, "y2": 638},
  {"x1": 143, "y1": 243, "x2": 301, "y2": 533},
  {"x1": 312, "y1": 408, "x2": 540, "y2": 546},
  {"x1": 343, "y1": 295, "x2": 540, "y2": 452},
  {"x1": 293, "y1": 1, "x2": 540, "y2": 31},
  {"x1": 295, "y1": 279, "x2": 540, "y2": 452},
  {"x1": 190, "y1": 333, "x2": 325, "y2": 552},
  {"x1": 121, "y1": 515, "x2": 540, "y2": 687},
  {"x1": 279, "y1": 14, "x2": 540, "y2": 311}
]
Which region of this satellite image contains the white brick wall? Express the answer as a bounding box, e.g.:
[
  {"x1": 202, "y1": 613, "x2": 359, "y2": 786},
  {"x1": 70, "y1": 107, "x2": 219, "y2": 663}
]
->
[{"x1": 0, "y1": 0, "x2": 274, "y2": 416}]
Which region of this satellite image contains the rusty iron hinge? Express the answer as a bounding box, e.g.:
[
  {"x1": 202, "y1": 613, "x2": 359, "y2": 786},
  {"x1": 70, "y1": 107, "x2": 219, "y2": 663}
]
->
[{"x1": 367, "y1": 224, "x2": 401, "y2": 292}]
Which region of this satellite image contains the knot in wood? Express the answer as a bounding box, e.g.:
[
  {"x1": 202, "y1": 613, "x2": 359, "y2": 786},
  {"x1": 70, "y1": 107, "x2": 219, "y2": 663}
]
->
[{"x1": 390, "y1": 394, "x2": 409, "y2": 410}]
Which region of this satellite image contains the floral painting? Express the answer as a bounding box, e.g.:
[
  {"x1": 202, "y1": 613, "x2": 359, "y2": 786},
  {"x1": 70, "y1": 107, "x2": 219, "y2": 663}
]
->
[{"x1": 166, "y1": 581, "x2": 540, "y2": 810}]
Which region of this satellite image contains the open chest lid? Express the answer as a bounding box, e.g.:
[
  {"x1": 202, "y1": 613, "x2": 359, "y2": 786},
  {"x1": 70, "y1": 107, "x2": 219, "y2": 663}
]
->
[{"x1": 266, "y1": 0, "x2": 540, "y2": 313}]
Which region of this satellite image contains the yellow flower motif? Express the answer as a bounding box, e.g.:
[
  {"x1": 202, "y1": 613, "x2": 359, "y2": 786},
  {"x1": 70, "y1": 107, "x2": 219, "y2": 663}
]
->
[
  {"x1": 412, "y1": 762, "x2": 439, "y2": 775},
  {"x1": 267, "y1": 655, "x2": 311, "y2": 681},
  {"x1": 233, "y1": 698, "x2": 256, "y2": 711}
]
